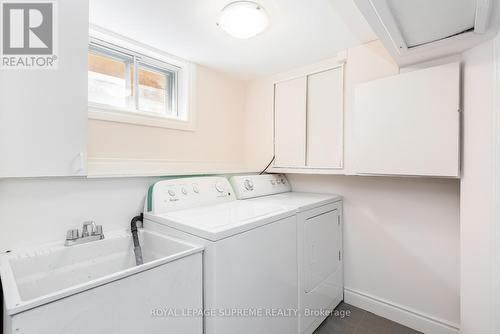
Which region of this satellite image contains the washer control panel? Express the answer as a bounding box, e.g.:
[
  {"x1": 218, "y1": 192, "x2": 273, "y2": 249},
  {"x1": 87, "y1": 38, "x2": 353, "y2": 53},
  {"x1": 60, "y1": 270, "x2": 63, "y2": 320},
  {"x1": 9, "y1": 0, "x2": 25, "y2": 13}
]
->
[
  {"x1": 229, "y1": 174, "x2": 291, "y2": 199},
  {"x1": 147, "y1": 177, "x2": 235, "y2": 215}
]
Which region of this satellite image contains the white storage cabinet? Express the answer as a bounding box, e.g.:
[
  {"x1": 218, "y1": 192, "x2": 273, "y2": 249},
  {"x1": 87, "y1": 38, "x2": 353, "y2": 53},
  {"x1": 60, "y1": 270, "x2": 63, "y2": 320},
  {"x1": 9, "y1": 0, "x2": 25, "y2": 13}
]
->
[
  {"x1": 273, "y1": 66, "x2": 344, "y2": 170},
  {"x1": 0, "y1": 0, "x2": 88, "y2": 177},
  {"x1": 354, "y1": 62, "x2": 460, "y2": 177}
]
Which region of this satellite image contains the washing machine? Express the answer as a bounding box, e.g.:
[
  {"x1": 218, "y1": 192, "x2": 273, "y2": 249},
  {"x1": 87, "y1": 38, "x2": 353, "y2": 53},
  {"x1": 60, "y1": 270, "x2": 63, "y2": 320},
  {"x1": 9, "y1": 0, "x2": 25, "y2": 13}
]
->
[
  {"x1": 230, "y1": 174, "x2": 343, "y2": 334},
  {"x1": 143, "y1": 176, "x2": 299, "y2": 334}
]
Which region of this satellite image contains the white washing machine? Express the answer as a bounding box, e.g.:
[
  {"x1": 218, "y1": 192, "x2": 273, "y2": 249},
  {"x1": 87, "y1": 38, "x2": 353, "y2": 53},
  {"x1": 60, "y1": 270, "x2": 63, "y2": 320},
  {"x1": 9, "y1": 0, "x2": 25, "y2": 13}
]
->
[
  {"x1": 143, "y1": 176, "x2": 299, "y2": 334},
  {"x1": 230, "y1": 174, "x2": 343, "y2": 334}
]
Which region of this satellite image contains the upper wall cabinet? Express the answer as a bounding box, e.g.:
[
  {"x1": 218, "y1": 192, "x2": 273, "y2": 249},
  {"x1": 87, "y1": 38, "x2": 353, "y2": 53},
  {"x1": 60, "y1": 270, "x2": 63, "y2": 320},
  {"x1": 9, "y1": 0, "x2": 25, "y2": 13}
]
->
[
  {"x1": 0, "y1": 0, "x2": 88, "y2": 177},
  {"x1": 274, "y1": 77, "x2": 307, "y2": 168},
  {"x1": 354, "y1": 62, "x2": 460, "y2": 177},
  {"x1": 273, "y1": 66, "x2": 344, "y2": 170},
  {"x1": 306, "y1": 69, "x2": 344, "y2": 168},
  {"x1": 354, "y1": 0, "x2": 500, "y2": 66}
]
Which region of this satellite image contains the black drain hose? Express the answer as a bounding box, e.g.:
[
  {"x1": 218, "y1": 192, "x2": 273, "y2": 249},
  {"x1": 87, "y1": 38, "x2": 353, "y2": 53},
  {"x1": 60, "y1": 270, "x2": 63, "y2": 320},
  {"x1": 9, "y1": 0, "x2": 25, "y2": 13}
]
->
[{"x1": 131, "y1": 213, "x2": 144, "y2": 266}]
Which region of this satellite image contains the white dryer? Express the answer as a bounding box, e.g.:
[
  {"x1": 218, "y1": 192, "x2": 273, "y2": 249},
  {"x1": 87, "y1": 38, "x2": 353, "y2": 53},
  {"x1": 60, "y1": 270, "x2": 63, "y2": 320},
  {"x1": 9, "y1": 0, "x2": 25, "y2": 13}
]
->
[
  {"x1": 143, "y1": 176, "x2": 298, "y2": 334},
  {"x1": 230, "y1": 174, "x2": 343, "y2": 334}
]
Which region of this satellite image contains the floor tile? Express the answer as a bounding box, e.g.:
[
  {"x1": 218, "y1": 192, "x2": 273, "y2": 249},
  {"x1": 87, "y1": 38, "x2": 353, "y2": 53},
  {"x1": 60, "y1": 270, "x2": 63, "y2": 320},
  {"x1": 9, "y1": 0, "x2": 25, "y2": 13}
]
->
[
  {"x1": 334, "y1": 302, "x2": 366, "y2": 327},
  {"x1": 315, "y1": 319, "x2": 356, "y2": 334},
  {"x1": 387, "y1": 320, "x2": 423, "y2": 334},
  {"x1": 313, "y1": 303, "x2": 423, "y2": 334},
  {"x1": 359, "y1": 312, "x2": 391, "y2": 334},
  {"x1": 355, "y1": 327, "x2": 377, "y2": 334}
]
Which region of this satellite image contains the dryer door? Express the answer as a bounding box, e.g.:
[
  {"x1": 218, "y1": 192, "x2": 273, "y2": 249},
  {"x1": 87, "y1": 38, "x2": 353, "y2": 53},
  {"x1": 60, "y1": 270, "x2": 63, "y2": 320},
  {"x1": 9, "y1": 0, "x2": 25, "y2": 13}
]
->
[{"x1": 304, "y1": 209, "x2": 340, "y2": 293}]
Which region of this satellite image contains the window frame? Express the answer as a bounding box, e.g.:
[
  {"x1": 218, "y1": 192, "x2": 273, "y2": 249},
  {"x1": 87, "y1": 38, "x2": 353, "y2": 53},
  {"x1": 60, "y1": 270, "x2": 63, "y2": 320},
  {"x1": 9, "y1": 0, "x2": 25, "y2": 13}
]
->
[{"x1": 88, "y1": 28, "x2": 196, "y2": 131}]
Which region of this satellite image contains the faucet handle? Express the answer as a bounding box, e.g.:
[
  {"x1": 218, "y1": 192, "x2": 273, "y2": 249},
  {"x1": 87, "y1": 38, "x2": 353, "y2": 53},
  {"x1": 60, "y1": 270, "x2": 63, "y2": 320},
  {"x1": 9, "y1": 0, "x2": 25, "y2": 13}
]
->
[
  {"x1": 92, "y1": 225, "x2": 103, "y2": 236},
  {"x1": 66, "y1": 229, "x2": 79, "y2": 241},
  {"x1": 82, "y1": 220, "x2": 96, "y2": 237}
]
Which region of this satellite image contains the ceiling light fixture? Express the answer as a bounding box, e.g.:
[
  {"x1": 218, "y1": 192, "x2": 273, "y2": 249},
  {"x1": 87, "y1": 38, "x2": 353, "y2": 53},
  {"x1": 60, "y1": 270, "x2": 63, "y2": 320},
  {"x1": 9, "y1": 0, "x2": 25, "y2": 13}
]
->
[{"x1": 217, "y1": 1, "x2": 269, "y2": 39}]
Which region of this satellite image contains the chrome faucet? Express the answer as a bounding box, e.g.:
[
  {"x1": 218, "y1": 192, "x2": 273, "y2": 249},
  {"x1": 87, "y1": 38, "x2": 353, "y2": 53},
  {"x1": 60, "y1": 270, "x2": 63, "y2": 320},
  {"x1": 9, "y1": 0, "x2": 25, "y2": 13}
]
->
[{"x1": 65, "y1": 221, "x2": 104, "y2": 246}]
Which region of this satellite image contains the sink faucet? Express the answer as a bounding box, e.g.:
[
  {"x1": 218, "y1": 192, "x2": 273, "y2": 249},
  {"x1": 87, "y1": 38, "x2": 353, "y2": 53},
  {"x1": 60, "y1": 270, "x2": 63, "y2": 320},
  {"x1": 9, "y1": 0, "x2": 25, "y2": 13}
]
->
[
  {"x1": 65, "y1": 221, "x2": 104, "y2": 246},
  {"x1": 82, "y1": 221, "x2": 98, "y2": 237}
]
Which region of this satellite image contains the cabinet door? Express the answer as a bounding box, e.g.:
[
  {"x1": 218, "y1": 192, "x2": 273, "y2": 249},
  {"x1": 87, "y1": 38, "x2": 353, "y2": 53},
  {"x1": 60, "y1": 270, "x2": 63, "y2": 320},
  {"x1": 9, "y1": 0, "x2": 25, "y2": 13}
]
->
[
  {"x1": 0, "y1": 0, "x2": 88, "y2": 177},
  {"x1": 306, "y1": 67, "x2": 343, "y2": 168},
  {"x1": 354, "y1": 62, "x2": 460, "y2": 177},
  {"x1": 274, "y1": 77, "x2": 307, "y2": 168}
]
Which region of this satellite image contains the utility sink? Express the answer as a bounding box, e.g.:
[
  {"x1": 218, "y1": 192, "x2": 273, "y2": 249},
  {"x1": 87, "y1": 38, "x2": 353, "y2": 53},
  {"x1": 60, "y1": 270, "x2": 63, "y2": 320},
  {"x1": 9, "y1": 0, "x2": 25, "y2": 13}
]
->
[{"x1": 1, "y1": 229, "x2": 203, "y2": 334}]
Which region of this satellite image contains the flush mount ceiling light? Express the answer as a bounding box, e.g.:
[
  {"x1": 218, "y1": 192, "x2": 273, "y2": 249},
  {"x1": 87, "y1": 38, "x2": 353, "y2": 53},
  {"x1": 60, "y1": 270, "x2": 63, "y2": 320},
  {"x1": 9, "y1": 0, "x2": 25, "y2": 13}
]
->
[{"x1": 217, "y1": 1, "x2": 269, "y2": 39}]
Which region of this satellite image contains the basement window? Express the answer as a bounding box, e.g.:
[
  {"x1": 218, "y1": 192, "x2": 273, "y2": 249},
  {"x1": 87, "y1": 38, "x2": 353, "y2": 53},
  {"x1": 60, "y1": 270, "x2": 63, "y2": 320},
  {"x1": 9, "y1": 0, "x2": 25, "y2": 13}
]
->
[{"x1": 88, "y1": 34, "x2": 194, "y2": 130}]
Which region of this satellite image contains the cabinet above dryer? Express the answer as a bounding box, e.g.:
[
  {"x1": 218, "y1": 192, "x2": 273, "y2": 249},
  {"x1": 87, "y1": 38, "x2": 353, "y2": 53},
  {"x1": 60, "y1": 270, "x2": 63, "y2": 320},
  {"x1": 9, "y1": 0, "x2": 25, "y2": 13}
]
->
[{"x1": 273, "y1": 65, "x2": 345, "y2": 172}]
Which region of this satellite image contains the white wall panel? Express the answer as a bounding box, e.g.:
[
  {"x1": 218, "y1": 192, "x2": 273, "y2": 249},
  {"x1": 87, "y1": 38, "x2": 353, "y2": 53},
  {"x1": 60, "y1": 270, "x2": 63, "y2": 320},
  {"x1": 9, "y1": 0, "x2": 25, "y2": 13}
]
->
[
  {"x1": 460, "y1": 38, "x2": 496, "y2": 334},
  {"x1": 0, "y1": 177, "x2": 159, "y2": 252}
]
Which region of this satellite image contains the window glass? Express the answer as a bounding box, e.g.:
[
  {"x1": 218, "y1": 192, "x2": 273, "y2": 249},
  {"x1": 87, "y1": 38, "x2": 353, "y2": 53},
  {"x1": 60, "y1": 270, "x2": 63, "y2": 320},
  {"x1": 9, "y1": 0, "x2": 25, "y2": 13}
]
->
[
  {"x1": 138, "y1": 65, "x2": 171, "y2": 115},
  {"x1": 88, "y1": 51, "x2": 133, "y2": 109},
  {"x1": 88, "y1": 41, "x2": 180, "y2": 120}
]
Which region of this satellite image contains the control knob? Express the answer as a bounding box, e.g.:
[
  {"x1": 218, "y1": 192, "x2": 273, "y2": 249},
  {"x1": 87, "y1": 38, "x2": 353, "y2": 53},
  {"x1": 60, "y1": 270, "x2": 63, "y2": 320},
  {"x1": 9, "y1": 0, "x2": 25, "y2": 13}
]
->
[
  {"x1": 215, "y1": 181, "x2": 226, "y2": 193},
  {"x1": 244, "y1": 179, "x2": 254, "y2": 191}
]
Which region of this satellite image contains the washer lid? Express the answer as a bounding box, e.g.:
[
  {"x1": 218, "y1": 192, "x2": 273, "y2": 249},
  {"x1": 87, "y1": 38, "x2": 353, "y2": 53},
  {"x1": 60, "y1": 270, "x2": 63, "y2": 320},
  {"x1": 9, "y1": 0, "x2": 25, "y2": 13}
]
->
[
  {"x1": 247, "y1": 192, "x2": 342, "y2": 212},
  {"x1": 145, "y1": 200, "x2": 295, "y2": 241}
]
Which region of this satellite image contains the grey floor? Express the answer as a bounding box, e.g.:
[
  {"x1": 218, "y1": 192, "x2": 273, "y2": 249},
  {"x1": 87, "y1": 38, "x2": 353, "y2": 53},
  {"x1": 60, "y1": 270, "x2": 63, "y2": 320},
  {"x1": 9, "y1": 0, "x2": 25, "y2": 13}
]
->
[{"x1": 313, "y1": 302, "x2": 423, "y2": 334}]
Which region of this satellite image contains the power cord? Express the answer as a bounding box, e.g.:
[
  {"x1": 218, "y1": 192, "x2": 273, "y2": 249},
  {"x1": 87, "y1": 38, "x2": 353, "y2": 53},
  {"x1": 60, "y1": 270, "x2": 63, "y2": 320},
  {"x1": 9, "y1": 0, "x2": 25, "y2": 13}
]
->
[{"x1": 259, "y1": 155, "x2": 275, "y2": 175}]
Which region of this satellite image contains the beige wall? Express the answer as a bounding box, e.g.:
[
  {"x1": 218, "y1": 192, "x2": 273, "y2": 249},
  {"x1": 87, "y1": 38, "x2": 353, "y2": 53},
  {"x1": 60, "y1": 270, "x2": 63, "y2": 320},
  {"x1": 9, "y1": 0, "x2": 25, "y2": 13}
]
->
[{"x1": 88, "y1": 65, "x2": 247, "y2": 175}]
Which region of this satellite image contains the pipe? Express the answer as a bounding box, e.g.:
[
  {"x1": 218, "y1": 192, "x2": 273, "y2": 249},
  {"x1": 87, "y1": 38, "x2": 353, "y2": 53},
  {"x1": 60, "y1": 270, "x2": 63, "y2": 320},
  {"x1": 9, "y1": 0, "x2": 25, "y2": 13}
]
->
[{"x1": 130, "y1": 213, "x2": 144, "y2": 266}]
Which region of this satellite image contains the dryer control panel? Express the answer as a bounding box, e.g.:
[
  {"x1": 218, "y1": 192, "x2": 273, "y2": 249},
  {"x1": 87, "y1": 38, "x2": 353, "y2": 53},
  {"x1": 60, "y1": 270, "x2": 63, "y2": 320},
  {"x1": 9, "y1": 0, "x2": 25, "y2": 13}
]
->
[{"x1": 229, "y1": 174, "x2": 291, "y2": 199}]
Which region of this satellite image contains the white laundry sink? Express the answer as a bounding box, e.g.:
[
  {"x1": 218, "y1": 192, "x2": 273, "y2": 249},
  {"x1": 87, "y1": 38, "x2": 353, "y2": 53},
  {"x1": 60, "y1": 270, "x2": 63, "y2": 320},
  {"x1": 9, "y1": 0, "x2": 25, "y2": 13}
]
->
[{"x1": 1, "y1": 229, "x2": 203, "y2": 334}]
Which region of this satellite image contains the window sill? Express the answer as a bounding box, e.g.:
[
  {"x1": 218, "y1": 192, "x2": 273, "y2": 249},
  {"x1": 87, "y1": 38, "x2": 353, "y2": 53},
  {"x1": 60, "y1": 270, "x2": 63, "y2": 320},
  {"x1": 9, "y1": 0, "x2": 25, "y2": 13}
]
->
[{"x1": 88, "y1": 105, "x2": 195, "y2": 131}]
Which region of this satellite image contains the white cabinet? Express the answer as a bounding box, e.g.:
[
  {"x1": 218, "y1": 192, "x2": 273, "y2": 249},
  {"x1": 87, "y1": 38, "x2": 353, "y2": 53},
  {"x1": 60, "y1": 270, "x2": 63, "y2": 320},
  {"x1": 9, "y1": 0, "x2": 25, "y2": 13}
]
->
[
  {"x1": 354, "y1": 62, "x2": 460, "y2": 177},
  {"x1": 274, "y1": 77, "x2": 307, "y2": 168},
  {"x1": 306, "y1": 69, "x2": 343, "y2": 168},
  {"x1": 0, "y1": 0, "x2": 88, "y2": 177},
  {"x1": 273, "y1": 66, "x2": 344, "y2": 170}
]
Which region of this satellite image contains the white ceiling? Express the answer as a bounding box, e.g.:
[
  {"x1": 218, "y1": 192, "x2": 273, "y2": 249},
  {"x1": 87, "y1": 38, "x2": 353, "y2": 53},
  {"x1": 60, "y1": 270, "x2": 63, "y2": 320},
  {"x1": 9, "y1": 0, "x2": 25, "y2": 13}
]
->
[{"x1": 89, "y1": 0, "x2": 376, "y2": 80}]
